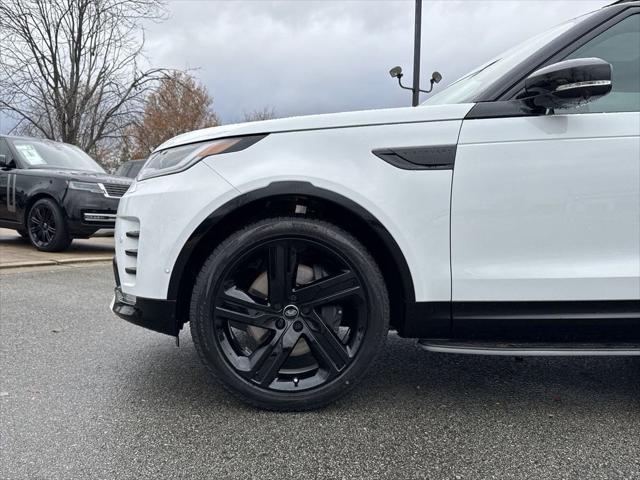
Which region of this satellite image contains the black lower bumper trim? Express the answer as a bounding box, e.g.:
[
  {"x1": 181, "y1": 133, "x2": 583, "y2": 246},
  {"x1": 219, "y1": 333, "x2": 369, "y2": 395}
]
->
[{"x1": 112, "y1": 287, "x2": 179, "y2": 337}]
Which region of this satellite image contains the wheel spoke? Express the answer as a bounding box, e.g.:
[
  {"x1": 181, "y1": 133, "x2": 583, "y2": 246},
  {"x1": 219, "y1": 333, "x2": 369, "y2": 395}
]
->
[
  {"x1": 218, "y1": 292, "x2": 274, "y2": 314},
  {"x1": 30, "y1": 217, "x2": 42, "y2": 226},
  {"x1": 214, "y1": 306, "x2": 274, "y2": 329},
  {"x1": 267, "y1": 243, "x2": 297, "y2": 307},
  {"x1": 294, "y1": 270, "x2": 361, "y2": 307},
  {"x1": 304, "y1": 311, "x2": 351, "y2": 374},
  {"x1": 248, "y1": 326, "x2": 301, "y2": 387}
]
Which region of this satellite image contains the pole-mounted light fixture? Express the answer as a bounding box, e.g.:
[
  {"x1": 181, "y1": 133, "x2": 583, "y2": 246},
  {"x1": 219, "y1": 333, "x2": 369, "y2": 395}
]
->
[
  {"x1": 390, "y1": 0, "x2": 443, "y2": 106},
  {"x1": 389, "y1": 66, "x2": 442, "y2": 96}
]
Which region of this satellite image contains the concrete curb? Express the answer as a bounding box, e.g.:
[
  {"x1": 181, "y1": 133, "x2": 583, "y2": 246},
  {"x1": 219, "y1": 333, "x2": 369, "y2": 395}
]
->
[{"x1": 0, "y1": 256, "x2": 112, "y2": 270}]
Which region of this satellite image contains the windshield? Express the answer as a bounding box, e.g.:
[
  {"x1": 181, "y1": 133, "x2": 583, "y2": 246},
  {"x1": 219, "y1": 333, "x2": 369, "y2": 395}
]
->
[
  {"x1": 115, "y1": 160, "x2": 145, "y2": 178},
  {"x1": 9, "y1": 138, "x2": 105, "y2": 173},
  {"x1": 129, "y1": 161, "x2": 144, "y2": 177},
  {"x1": 422, "y1": 13, "x2": 592, "y2": 106}
]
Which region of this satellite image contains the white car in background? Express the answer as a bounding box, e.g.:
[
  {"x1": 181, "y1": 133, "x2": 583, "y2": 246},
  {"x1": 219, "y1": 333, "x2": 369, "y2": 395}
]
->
[{"x1": 112, "y1": 1, "x2": 640, "y2": 410}]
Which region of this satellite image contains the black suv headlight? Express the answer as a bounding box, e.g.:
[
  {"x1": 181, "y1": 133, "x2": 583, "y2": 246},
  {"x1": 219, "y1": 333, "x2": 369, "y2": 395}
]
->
[
  {"x1": 68, "y1": 181, "x2": 103, "y2": 193},
  {"x1": 137, "y1": 134, "x2": 267, "y2": 181}
]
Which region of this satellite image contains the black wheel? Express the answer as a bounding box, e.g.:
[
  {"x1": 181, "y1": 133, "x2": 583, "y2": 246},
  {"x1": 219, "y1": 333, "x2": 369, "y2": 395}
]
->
[
  {"x1": 26, "y1": 198, "x2": 72, "y2": 252},
  {"x1": 190, "y1": 217, "x2": 389, "y2": 411}
]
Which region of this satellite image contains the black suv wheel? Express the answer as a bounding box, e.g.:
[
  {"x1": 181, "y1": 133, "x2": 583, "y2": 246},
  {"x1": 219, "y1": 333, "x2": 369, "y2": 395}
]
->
[
  {"x1": 26, "y1": 198, "x2": 72, "y2": 252},
  {"x1": 190, "y1": 217, "x2": 389, "y2": 410}
]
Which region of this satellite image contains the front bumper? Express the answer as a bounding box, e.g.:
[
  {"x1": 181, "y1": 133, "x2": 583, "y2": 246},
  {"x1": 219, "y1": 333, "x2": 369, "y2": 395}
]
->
[
  {"x1": 111, "y1": 161, "x2": 238, "y2": 335},
  {"x1": 113, "y1": 161, "x2": 237, "y2": 300},
  {"x1": 63, "y1": 189, "x2": 120, "y2": 235},
  {"x1": 111, "y1": 259, "x2": 180, "y2": 336}
]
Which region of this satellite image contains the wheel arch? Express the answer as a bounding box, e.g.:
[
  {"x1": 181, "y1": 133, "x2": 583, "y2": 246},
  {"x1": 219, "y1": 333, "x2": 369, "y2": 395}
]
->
[
  {"x1": 21, "y1": 191, "x2": 66, "y2": 227},
  {"x1": 169, "y1": 181, "x2": 416, "y2": 333}
]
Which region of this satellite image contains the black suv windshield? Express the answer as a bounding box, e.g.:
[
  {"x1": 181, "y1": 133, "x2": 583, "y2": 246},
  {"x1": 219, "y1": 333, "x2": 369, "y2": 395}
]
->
[{"x1": 9, "y1": 137, "x2": 105, "y2": 173}]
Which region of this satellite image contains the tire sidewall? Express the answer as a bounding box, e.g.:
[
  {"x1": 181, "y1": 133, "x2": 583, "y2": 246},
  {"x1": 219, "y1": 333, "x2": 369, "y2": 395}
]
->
[{"x1": 190, "y1": 217, "x2": 389, "y2": 410}]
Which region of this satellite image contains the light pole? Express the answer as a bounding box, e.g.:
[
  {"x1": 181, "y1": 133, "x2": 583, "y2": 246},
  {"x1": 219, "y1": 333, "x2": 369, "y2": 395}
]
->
[
  {"x1": 389, "y1": 0, "x2": 442, "y2": 106},
  {"x1": 412, "y1": 0, "x2": 422, "y2": 107}
]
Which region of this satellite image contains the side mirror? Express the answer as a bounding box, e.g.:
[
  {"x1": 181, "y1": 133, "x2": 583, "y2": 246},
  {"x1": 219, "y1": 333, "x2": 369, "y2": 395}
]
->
[{"x1": 523, "y1": 57, "x2": 612, "y2": 111}]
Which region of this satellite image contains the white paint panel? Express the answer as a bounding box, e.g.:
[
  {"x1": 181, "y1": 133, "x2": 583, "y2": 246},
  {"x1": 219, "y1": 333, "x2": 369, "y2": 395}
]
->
[
  {"x1": 116, "y1": 162, "x2": 239, "y2": 299},
  {"x1": 156, "y1": 104, "x2": 474, "y2": 151},
  {"x1": 116, "y1": 103, "x2": 474, "y2": 301},
  {"x1": 209, "y1": 117, "x2": 467, "y2": 302},
  {"x1": 452, "y1": 112, "x2": 640, "y2": 301}
]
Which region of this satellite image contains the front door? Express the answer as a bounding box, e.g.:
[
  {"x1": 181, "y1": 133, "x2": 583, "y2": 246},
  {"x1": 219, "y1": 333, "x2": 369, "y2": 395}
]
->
[{"x1": 450, "y1": 14, "x2": 640, "y2": 305}]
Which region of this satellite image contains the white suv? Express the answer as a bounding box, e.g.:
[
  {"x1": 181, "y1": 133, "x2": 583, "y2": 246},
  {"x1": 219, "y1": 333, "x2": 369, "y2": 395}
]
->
[{"x1": 112, "y1": 2, "x2": 640, "y2": 410}]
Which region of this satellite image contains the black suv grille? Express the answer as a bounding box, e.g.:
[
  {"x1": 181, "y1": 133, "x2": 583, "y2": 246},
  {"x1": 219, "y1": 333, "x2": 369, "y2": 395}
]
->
[{"x1": 103, "y1": 183, "x2": 130, "y2": 197}]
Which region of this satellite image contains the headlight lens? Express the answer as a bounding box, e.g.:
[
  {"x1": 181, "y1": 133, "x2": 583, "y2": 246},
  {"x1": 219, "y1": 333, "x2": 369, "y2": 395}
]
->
[
  {"x1": 68, "y1": 181, "x2": 103, "y2": 193},
  {"x1": 137, "y1": 135, "x2": 266, "y2": 181}
]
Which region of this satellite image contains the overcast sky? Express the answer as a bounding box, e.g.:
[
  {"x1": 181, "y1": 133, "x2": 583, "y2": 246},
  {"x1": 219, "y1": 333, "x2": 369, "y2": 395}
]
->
[{"x1": 0, "y1": 0, "x2": 610, "y2": 132}]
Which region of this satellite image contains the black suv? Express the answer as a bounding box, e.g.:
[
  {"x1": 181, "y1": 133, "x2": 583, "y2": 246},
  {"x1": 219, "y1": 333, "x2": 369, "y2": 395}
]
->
[{"x1": 0, "y1": 135, "x2": 132, "y2": 251}]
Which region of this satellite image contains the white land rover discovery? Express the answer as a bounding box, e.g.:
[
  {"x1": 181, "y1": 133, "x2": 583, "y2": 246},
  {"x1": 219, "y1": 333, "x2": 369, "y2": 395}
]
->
[{"x1": 112, "y1": 2, "x2": 640, "y2": 410}]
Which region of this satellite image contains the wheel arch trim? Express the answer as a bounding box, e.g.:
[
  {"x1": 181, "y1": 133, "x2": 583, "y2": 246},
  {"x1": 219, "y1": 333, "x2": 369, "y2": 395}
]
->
[
  {"x1": 21, "y1": 189, "x2": 66, "y2": 226},
  {"x1": 167, "y1": 181, "x2": 416, "y2": 305}
]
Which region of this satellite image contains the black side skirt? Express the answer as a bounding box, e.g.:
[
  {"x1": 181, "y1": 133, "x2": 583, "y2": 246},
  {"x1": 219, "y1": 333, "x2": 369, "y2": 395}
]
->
[{"x1": 402, "y1": 300, "x2": 640, "y2": 342}]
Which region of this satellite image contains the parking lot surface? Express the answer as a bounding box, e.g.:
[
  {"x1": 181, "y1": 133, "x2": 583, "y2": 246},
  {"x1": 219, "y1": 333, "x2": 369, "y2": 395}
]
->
[
  {"x1": 1, "y1": 265, "x2": 638, "y2": 480},
  {"x1": 0, "y1": 228, "x2": 113, "y2": 269}
]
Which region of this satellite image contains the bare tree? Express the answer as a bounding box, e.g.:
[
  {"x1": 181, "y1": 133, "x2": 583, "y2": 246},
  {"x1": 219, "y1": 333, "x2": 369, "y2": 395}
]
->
[
  {"x1": 127, "y1": 71, "x2": 219, "y2": 158},
  {"x1": 243, "y1": 106, "x2": 277, "y2": 122},
  {"x1": 0, "y1": 0, "x2": 167, "y2": 159}
]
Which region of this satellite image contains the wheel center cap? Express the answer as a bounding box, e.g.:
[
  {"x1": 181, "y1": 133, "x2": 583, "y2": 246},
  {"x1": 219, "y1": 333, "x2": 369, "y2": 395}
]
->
[{"x1": 283, "y1": 304, "x2": 299, "y2": 319}]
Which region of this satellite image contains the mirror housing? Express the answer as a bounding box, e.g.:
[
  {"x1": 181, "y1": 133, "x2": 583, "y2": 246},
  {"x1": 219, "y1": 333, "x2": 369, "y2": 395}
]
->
[{"x1": 523, "y1": 57, "x2": 612, "y2": 111}]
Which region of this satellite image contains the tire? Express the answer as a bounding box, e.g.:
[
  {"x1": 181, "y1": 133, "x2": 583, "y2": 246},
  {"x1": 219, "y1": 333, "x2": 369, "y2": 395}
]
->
[
  {"x1": 26, "y1": 198, "x2": 72, "y2": 252},
  {"x1": 190, "y1": 217, "x2": 389, "y2": 411},
  {"x1": 16, "y1": 229, "x2": 29, "y2": 241}
]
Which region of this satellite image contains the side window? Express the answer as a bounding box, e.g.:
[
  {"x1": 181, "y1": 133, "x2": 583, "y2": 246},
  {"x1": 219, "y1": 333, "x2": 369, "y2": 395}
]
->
[{"x1": 559, "y1": 14, "x2": 640, "y2": 114}]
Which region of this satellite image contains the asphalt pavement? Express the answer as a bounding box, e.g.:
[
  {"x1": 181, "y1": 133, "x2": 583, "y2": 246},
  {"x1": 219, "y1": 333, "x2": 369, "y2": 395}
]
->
[{"x1": 1, "y1": 265, "x2": 638, "y2": 480}]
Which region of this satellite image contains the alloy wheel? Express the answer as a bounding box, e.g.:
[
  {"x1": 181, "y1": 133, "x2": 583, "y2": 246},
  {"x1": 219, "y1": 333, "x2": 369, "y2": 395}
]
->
[
  {"x1": 212, "y1": 237, "x2": 368, "y2": 392},
  {"x1": 28, "y1": 204, "x2": 57, "y2": 248}
]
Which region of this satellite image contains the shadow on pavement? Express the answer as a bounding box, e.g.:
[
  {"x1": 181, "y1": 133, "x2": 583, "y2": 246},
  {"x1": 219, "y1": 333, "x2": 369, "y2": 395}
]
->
[{"x1": 115, "y1": 333, "x2": 640, "y2": 414}]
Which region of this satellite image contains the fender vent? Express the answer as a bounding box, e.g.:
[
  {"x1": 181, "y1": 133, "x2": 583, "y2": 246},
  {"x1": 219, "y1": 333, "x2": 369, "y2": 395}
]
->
[{"x1": 372, "y1": 145, "x2": 456, "y2": 170}]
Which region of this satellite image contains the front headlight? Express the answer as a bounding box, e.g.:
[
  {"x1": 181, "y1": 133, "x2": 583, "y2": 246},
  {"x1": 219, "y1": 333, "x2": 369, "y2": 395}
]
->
[
  {"x1": 137, "y1": 134, "x2": 267, "y2": 181},
  {"x1": 68, "y1": 180, "x2": 103, "y2": 193}
]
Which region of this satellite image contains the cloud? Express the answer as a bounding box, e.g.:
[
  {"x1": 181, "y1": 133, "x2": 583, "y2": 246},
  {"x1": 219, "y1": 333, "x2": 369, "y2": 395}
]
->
[
  {"x1": 142, "y1": 0, "x2": 609, "y2": 123},
  {"x1": 0, "y1": 0, "x2": 610, "y2": 133}
]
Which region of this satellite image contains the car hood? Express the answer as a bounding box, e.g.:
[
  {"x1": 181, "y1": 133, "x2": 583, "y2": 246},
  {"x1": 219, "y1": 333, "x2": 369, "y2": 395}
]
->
[
  {"x1": 154, "y1": 103, "x2": 475, "y2": 152},
  {"x1": 26, "y1": 168, "x2": 133, "y2": 184}
]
